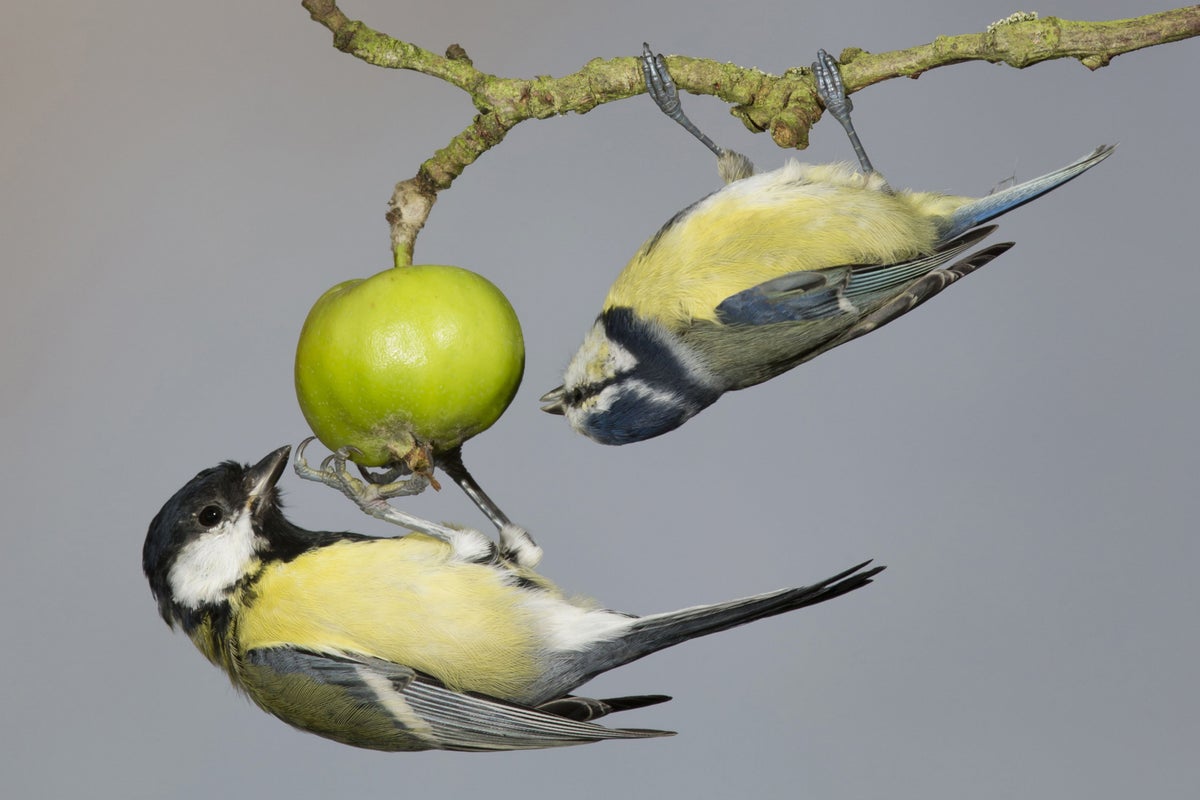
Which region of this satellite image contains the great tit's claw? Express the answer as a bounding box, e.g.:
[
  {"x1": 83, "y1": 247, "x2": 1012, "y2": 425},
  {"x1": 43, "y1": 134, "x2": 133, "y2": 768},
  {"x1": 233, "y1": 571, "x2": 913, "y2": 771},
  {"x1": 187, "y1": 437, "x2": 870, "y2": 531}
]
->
[
  {"x1": 294, "y1": 438, "x2": 449, "y2": 537},
  {"x1": 292, "y1": 439, "x2": 540, "y2": 566},
  {"x1": 357, "y1": 459, "x2": 413, "y2": 487}
]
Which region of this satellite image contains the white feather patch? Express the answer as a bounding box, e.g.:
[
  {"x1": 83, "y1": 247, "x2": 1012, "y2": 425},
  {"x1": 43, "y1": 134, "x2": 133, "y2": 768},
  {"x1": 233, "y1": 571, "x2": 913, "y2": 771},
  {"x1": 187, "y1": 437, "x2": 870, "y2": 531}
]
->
[
  {"x1": 356, "y1": 666, "x2": 435, "y2": 740},
  {"x1": 562, "y1": 322, "x2": 638, "y2": 393},
  {"x1": 443, "y1": 527, "x2": 495, "y2": 563},
  {"x1": 167, "y1": 510, "x2": 261, "y2": 609},
  {"x1": 519, "y1": 592, "x2": 635, "y2": 653}
]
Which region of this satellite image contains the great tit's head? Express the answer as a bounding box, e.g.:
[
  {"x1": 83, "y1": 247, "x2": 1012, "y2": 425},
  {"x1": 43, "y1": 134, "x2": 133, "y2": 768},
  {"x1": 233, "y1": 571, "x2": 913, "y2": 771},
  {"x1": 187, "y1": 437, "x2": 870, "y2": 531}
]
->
[
  {"x1": 540, "y1": 308, "x2": 722, "y2": 445},
  {"x1": 143, "y1": 446, "x2": 290, "y2": 628}
]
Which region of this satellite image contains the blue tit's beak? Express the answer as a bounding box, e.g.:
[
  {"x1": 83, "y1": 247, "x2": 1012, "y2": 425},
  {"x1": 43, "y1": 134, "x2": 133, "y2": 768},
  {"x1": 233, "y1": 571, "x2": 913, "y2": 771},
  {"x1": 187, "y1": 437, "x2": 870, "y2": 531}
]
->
[
  {"x1": 245, "y1": 445, "x2": 291, "y2": 511},
  {"x1": 539, "y1": 386, "x2": 566, "y2": 415}
]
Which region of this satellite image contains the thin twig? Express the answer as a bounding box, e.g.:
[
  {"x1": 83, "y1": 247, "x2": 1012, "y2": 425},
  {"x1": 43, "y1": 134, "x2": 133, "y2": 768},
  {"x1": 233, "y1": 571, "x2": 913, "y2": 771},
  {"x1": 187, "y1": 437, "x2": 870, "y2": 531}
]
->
[{"x1": 300, "y1": 1, "x2": 1200, "y2": 264}]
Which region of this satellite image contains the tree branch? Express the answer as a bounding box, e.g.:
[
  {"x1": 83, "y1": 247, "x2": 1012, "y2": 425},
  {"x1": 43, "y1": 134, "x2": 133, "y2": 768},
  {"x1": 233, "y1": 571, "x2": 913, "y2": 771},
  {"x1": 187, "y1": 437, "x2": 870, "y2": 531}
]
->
[{"x1": 300, "y1": 1, "x2": 1200, "y2": 265}]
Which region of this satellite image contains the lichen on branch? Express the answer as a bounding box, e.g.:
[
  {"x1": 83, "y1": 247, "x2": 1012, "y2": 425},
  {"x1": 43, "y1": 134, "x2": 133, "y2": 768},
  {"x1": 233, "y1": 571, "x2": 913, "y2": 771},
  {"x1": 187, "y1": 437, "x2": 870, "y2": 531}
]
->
[{"x1": 299, "y1": 0, "x2": 1200, "y2": 265}]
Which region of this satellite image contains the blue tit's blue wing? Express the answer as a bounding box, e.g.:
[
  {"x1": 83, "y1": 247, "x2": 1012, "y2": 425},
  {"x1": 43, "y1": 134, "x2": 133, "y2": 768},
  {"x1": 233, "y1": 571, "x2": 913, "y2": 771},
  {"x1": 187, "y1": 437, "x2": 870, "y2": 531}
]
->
[
  {"x1": 715, "y1": 226, "x2": 998, "y2": 326},
  {"x1": 832, "y1": 241, "x2": 1014, "y2": 348},
  {"x1": 242, "y1": 647, "x2": 673, "y2": 752}
]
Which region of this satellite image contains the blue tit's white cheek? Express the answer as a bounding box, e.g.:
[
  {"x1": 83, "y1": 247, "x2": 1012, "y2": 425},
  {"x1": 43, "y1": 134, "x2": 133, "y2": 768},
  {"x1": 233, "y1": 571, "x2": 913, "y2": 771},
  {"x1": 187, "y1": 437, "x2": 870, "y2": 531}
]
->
[
  {"x1": 167, "y1": 511, "x2": 263, "y2": 609},
  {"x1": 563, "y1": 323, "x2": 636, "y2": 391},
  {"x1": 563, "y1": 383, "x2": 622, "y2": 431}
]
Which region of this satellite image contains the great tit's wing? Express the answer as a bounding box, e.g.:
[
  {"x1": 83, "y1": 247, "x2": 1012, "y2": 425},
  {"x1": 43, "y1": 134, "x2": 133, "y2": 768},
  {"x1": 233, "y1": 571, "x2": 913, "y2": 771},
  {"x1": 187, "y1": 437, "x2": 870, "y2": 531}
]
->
[
  {"x1": 715, "y1": 226, "x2": 997, "y2": 326},
  {"x1": 242, "y1": 647, "x2": 674, "y2": 752}
]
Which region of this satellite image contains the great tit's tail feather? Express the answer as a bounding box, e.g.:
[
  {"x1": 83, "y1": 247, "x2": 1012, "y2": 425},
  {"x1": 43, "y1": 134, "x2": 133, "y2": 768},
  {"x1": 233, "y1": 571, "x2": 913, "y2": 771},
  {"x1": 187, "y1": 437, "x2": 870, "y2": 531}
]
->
[
  {"x1": 587, "y1": 561, "x2": 883, "y2": 677},
  {"x1": 940, "y1": 145, "x2": 1115, "y2": 241}
]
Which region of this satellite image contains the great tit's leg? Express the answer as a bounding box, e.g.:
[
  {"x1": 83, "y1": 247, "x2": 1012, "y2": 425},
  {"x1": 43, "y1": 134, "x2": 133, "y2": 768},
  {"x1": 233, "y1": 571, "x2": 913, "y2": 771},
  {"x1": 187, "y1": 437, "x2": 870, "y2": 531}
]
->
[
  {"x1": 437, "y1": 446, "x2": 542, "y2": 567},
  {"x1": 641, "y1": 43, "x2": 755, "y2": 183},
  {"x1": 812, "y1": 49, "x2": 878, "y2": 177},
  {"x1": 292, "y1": 437, "x2": 462, "y2": 540}
]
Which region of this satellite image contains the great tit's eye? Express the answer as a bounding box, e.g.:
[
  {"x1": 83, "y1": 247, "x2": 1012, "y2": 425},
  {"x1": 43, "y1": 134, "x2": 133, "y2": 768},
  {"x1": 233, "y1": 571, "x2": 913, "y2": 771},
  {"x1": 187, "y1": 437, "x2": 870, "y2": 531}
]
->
[{"x1": 198, "y1": 505, "x2": 224, "y2": 528}]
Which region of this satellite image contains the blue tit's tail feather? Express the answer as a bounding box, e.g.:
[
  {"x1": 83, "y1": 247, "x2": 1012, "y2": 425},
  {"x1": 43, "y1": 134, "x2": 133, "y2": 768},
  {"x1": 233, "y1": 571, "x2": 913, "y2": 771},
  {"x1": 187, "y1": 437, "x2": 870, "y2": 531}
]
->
[
  {"x1": 938, "y1": 145, "x2": 1115, "y2": 242},
  {"x1": 582, "y1": 561, "x2": 883, "y2": 680}
]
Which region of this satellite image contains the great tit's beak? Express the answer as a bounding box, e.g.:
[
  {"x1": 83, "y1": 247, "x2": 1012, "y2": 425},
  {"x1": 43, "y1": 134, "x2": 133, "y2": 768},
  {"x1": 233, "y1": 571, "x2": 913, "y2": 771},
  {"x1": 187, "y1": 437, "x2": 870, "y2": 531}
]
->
[
  {"x1": 245, "y1": 445, "x2": 291, "y2": 507},
  {"x1": 539, "y1": 386, "x2": 566, "y2": 415}
]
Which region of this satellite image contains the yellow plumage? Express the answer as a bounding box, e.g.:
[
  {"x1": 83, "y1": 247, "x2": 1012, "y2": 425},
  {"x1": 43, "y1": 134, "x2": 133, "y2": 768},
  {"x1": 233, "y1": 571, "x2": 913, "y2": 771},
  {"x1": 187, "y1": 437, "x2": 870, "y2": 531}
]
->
[
  {"x1": 221, "y1": 536, "x2": 548, "y2": 699},
  {"x1": 604, "y1": 161, "x2": 968, "y2": 326}
]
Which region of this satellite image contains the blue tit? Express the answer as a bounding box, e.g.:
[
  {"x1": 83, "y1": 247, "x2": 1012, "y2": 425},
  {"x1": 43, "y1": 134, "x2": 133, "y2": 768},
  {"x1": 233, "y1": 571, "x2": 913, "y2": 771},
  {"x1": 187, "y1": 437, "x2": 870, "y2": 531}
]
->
[
  {"x1": 143, "y1": 445, "x2": 883, "y2": 752},
  {"x1": 539, "y1": 46, "x2": 1114, "y2": 445}
]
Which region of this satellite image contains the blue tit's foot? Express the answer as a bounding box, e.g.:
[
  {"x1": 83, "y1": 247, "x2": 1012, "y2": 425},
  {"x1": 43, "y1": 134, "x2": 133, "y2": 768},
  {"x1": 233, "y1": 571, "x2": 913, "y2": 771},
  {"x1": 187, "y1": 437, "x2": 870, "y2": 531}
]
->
[
  {"x1": 641, "y1": 42, "x2": 754, "y2": 182},
  {"x1": 293, "y1": 437, "x2": 460, "y2": 539},
  {"x1": 812, "y1": 48, "x2": 878, "y2": 176}
]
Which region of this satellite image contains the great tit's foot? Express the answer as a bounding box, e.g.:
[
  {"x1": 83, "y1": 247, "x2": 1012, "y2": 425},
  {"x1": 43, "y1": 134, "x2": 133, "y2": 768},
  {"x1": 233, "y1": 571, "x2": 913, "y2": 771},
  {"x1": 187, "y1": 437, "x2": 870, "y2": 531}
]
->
[
  {"x1": 812, "y1": 48, "x2": 878, "y2": 177},
  {"x1": 293, "y1": 438, "x2": 463, "y2": 540},
  {"x1": 641, "y1": 42, "x2": 754, "y2": 183},
  {"x1": 356, "y1": 460, "x2": 411, "y2": 486},
  {"x1": 432, "y1": 446, "x2": 540, "y2": 565}
]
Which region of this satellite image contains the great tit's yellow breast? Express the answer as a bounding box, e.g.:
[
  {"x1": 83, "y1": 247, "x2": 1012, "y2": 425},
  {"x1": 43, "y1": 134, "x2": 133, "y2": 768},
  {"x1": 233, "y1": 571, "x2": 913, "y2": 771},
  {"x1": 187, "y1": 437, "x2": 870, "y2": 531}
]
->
[
  {"x1": 604, "y1": 162, "x2": 951, "y2": 327},
  {"x1": 234, "y1": 536, "x2": 546, "y2": 698}
]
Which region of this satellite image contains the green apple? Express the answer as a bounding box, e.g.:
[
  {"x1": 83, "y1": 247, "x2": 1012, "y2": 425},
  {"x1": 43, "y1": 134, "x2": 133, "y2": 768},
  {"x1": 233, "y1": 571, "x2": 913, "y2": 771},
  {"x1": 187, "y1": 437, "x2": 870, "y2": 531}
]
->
[{"x1": 295, "y1": 264, "x2": 525, "y2": 469}]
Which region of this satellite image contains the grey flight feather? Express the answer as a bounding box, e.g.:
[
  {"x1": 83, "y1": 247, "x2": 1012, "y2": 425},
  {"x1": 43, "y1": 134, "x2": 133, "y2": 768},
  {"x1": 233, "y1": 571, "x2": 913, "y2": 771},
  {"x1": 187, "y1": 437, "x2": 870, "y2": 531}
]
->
[{"x1": 242, "y1": 647, "x2": 673, "y2": 752}]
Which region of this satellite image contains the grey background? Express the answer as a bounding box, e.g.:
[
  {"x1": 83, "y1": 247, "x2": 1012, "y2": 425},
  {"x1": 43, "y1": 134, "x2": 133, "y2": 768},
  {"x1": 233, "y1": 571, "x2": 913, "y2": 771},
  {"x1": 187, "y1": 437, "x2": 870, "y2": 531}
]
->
[{"x1": 3, "y1": 1, "x2": 1197, "y2": 798}]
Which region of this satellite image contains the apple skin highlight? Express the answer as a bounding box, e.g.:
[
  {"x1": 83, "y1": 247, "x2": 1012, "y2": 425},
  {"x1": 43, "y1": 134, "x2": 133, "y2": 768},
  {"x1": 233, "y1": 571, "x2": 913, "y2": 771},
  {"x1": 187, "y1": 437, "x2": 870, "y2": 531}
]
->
[{"x1": 295, "y1": 265, "x2": 525, "y2": 467}]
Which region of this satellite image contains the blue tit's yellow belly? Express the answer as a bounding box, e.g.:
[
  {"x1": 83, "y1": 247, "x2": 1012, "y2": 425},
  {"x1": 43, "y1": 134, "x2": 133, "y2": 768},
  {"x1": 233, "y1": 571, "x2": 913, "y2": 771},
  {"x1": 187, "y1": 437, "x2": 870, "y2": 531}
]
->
[{"x1": 605, "y1": 162, "x2": 963, "y2": 327}]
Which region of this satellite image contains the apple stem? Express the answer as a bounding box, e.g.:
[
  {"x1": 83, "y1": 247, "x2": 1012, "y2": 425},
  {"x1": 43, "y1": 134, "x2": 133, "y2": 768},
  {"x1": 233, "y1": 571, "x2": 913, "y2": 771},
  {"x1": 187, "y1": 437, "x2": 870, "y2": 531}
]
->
[{"x1": 388, "y1": 175, "x2": 434, "y2": 269}]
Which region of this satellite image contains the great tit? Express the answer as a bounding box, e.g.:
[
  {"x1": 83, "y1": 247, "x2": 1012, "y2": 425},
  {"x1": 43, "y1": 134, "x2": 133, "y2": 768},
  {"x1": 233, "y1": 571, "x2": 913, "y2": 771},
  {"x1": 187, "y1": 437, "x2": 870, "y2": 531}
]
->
[
  {"x1": 540, "y1": 46, "x2": 1113, "y2": 445},
  {"x1": 143, "y1": 445, "x2": 883, "y2": 751}
]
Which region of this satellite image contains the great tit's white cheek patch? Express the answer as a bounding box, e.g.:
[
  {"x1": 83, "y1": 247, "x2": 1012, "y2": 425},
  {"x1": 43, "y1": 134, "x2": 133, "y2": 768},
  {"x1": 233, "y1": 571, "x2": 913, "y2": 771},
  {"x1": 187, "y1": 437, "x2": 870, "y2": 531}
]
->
[{"x1": 168, "y1": 510, "x2": 262, "y2": 609}]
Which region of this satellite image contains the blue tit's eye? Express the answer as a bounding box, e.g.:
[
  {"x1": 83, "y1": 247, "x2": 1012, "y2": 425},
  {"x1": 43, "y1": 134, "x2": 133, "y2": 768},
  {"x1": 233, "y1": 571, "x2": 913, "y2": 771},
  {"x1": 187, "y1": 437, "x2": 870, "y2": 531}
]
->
[{"x1": 198, "y1": 505, "x2": 223, "y2": 528}]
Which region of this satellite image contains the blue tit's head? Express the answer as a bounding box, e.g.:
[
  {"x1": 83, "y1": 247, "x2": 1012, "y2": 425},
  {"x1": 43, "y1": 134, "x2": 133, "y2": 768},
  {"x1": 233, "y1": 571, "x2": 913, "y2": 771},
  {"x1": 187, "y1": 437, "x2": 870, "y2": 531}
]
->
[
  {"x1": 143, "y1": 446, "x2": 291, "y2": 629},
  {"x1": 541, "y1": 307, "x2": 723, "y2": 445}
]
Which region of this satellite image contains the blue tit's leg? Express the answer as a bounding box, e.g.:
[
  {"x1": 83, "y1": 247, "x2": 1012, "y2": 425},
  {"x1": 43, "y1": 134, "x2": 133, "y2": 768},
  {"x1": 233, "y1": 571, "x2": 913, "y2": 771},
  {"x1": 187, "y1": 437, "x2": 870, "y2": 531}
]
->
[
  {"x1": 812, "y1": 49, "x2": 878, "y2": 176},
  {"x1": 437, "y1": 446, "x2": 542, "y2": 567},
  {"x1": 641, "y1": 43, "x2": 755, "y2": 183}
]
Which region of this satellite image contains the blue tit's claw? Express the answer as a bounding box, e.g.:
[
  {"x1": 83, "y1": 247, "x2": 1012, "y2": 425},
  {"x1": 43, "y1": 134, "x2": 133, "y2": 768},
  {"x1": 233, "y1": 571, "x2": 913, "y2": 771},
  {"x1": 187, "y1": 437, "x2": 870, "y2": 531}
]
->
[
  {"x1": 812, "y1": 48, "x2": 853, "y2": 120},
  {"x1": 641, "y1": 43, "x2": 682, "y2": 120},
  {"x1": 812, "y1": 48, "x2": 878, "y2": 177},
  {"x1": 640, "y1": 41, "x2": 726, "y2": 162}
]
